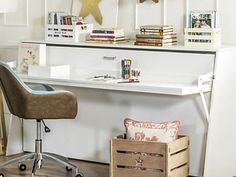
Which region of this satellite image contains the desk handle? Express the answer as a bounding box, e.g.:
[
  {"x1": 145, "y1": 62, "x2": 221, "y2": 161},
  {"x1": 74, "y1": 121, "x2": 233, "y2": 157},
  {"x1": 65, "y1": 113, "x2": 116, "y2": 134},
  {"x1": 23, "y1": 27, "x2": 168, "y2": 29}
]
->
[{"x1": 103, "y1": 56, "x2": 117, "y2": 60}]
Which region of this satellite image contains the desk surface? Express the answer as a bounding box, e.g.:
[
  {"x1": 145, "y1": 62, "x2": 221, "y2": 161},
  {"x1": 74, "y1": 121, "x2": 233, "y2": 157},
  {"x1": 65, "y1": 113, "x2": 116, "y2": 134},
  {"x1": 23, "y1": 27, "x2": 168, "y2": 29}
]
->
[{"x1": 19, "y1": 74, "x2": 211, "y2": 96}]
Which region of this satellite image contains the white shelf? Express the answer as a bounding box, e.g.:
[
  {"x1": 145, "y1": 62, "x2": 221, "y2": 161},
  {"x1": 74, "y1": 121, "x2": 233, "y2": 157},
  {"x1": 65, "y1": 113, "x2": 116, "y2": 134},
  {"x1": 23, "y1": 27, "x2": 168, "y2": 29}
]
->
[
  {"x1": 19, "y1": 74, "x2": 211, "y2": 96},
  {"x1": 23, "y1": 40, "x2": 220, "y2": 53}
]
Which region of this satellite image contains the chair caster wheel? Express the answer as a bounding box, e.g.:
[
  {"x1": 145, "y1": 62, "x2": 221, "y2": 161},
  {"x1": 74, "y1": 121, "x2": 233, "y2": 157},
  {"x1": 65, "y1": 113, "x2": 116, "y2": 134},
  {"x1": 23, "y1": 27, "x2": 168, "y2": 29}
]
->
[
  {"x1": 66, "y1": 166, "x2": 72, "y2": 171},
  {"x1": 75, "y1": 173, "x2": 83, "y2": 177},
  {"x1": 0, "y1": 173, "x2": 4, "y2": 177},
  {"x1": 19, "y1": 163, "x2": 27, "y2": 171}
]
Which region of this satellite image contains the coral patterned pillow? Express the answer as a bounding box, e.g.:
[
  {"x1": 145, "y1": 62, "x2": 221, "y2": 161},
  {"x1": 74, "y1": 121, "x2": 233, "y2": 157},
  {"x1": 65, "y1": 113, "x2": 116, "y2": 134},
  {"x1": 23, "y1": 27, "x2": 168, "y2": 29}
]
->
[{"x1": 124, "y1": 118, "x2": 180, "y2": 143}]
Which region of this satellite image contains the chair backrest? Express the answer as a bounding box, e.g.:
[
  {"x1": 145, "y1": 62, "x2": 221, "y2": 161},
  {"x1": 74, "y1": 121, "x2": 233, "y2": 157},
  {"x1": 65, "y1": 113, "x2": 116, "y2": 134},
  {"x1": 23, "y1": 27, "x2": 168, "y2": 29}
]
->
[{"x1": 0, "y1": 62, "x2": 32, "y2": 117}]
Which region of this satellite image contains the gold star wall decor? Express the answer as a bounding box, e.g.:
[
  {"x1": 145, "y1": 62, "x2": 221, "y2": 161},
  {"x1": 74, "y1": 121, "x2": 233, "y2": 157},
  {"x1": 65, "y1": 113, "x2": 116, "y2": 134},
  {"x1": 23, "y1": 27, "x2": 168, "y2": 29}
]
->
[
  {"x1": 79, "y1": 0, "x2": 103, "y2": 25},
  {"x1": 139, "y1": 0, "x2": 159, "y2": 3}
]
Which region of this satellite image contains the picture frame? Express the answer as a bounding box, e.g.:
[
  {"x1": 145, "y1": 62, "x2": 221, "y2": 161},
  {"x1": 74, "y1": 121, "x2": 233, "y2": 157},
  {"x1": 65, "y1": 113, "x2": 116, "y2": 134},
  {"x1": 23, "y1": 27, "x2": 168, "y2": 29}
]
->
[{"x1": 18, "y1": 43, "x2": 46, "y2": 73}]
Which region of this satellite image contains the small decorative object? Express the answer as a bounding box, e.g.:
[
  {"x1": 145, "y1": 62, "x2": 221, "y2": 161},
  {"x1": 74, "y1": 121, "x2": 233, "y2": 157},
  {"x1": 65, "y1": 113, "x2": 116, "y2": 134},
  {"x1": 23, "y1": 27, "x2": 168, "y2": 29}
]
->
[
  {"x1": 139, "y1": 0, "x2": 159, "y2": 3},
  {"x1": 79, "y1": 0, "x2": 103, "y2": 25},
  {"x1": 72, "y1": 0, "x2": 119, "y2": 28},
  {"x1": 189, "y1": 11, "x2": 216, "y2": 28},
  {"x1": 18, "y1": 43, "x2": 46, "y2": 73}
]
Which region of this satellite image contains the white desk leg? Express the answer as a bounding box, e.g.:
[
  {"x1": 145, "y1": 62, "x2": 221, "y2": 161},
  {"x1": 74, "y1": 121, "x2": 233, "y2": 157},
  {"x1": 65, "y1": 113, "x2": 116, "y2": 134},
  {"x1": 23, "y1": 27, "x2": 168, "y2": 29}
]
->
[
  {"x1": 199, "y1": 91, "x2": 211, "y2": 177},
  {"x1": 6, "y1": 114, "x2": 23, "y2": 156}
]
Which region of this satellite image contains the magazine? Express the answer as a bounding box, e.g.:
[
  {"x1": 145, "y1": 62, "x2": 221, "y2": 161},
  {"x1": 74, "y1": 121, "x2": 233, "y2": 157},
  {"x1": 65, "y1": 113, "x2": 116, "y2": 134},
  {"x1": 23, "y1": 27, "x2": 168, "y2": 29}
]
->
[{"x1": 190, "y1": 11, "x2": 216, "y2": 28}]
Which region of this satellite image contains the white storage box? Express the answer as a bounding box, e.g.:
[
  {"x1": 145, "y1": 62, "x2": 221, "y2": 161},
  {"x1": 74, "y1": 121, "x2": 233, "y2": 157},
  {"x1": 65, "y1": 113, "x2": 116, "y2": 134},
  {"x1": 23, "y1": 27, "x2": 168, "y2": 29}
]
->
[
  {"x1": 46, "y1": 24, "x2": 93, "y2": 42},
  {"x1": 28, "y1": 65, "x2": 70, "y2": 78},
  {"x1": 184, "y1": 28, "x2": 221, "y2": 49}
]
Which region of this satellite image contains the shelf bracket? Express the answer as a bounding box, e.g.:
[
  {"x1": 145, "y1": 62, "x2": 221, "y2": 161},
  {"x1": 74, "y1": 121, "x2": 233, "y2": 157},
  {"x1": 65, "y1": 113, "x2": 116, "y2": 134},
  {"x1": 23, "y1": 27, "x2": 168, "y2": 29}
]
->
[
  {"x1": 199, "y1": 91, "x2": 210, "y2": 124},
  {"x1": 198, "y1": 73, "x2": 214, "y2": 124}
]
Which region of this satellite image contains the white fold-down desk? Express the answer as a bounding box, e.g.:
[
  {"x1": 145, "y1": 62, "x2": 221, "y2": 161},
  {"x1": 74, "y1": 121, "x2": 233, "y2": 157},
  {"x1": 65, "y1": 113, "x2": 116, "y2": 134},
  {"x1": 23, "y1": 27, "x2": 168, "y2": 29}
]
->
[
  {"x1": 18, "y1": 41, "x2": 236, "y2": 177},
  {"x1": 19, "y1": 74, "x2": 211, "y2": 96}
]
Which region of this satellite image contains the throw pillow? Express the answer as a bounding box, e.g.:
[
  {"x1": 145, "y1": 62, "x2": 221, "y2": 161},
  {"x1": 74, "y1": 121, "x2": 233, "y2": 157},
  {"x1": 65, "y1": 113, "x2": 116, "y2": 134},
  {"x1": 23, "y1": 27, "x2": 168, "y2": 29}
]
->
[{"x1": 124, "y1": 118, "x2": 180, "y2": 143}]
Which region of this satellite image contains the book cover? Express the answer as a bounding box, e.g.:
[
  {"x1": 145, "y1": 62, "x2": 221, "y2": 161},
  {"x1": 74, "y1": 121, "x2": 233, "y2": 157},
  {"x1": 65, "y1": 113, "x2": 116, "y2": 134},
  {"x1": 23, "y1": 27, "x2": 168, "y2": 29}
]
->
[
  {"x1": 18, "y1": 43, "x2": 46, "y2": 73},
  {"x1": 140, "y1": 25, "x2": 173, "y2": 30},
  {"x1": 86, "y1": 39, "x2": 127, "y2": 44},
  {"x1": 190, "y1": 11, "x2": 216, "y2": 28},
  {"x1": 92, "y1": 28, "x2": 124, "y2": 36},
  {"x1": 90, "y1": 34, "x2": 125, "y2": 39}
]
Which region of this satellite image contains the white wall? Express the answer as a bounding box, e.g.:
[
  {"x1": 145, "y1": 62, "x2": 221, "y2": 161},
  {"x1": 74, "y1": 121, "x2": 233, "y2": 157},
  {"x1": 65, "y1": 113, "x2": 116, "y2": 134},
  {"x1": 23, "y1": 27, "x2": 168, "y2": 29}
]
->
[{"x1": 0, "y1": 0, "x2": 234, "y2": 47}]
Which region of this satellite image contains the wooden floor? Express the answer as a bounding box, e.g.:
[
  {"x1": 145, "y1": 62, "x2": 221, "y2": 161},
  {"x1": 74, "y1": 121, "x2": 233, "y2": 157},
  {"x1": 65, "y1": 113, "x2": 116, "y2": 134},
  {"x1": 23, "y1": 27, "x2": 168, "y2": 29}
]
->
[
  {"x1": 0, "y1": 154, "x2": 109, "y2": 177},
  {"x1": 0, "y1": 154, "x2": 197, "y2": 177}
]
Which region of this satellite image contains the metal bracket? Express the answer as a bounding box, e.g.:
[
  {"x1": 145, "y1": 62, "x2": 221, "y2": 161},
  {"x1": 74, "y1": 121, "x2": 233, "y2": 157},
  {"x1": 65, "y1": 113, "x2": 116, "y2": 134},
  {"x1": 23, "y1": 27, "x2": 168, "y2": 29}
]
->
[
  {"x1": 198, "y1": 73, "x2": 214, "y2": 124},
  {"x1": 199, "y1": 91, "x2": 210, "y2": 124},
  {"x1": 198, "y1": 72, "x2": 214, "y2": 88}
]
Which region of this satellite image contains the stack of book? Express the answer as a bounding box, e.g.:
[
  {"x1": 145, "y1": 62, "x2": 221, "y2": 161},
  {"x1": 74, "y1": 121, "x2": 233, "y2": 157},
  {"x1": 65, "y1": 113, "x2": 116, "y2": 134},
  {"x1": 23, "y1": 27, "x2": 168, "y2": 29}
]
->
[
  {"x1": 86, "y1": 28, "x2": 126, "y2": 44},
  {"x1": 135, "y1": 25, "x2": 177, "y2": 46}
]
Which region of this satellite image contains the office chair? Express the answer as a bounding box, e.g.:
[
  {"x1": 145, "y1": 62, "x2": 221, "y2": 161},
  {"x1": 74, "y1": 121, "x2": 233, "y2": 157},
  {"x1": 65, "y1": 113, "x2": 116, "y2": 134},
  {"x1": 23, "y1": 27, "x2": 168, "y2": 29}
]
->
[{"x1": 0, "y1": 62, "x2": 82, "y2": 177}]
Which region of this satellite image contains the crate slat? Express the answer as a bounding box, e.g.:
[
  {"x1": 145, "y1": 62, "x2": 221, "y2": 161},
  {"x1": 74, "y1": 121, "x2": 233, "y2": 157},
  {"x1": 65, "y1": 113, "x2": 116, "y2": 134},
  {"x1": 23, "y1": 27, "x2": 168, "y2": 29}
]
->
[
  {"x1": 168, "y1": 136, "x2": 189, "y2": 154},
  {"x1": 169, "y1": 164, "x2": 189, "y2": 177},
  {"x1": 112, "y1": 137, "x2": 166, "y2": 154},
  {"x1": 112, "y1": 167, "x2": 166, "y2": 177},
  {"x1": 184, "y1": 35, "x2": 214, "y2": 40},
  {"x1": 169, "y1": 149, "x2": 189, "y2": 170},
  {"x1": 113, "y1": 152, "x2": 165, "y2": 170}
]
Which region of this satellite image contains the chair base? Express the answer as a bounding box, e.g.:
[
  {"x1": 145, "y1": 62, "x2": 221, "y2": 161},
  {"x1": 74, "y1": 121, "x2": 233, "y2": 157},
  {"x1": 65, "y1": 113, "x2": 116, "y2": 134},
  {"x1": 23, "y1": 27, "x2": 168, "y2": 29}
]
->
[
  {"x1": 0, "y1": 120, "x2": 82, "y2": 177},
  {"x1": 0, "y1": 152, "x2": 80, "y2": 177}
]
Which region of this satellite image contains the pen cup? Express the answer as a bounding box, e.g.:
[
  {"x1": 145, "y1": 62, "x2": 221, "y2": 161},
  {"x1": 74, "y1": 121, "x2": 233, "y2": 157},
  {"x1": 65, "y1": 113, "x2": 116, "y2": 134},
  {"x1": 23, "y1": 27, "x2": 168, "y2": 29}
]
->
[{"x1": 121, "y1": 59, "x2": 131, "y2": 80}]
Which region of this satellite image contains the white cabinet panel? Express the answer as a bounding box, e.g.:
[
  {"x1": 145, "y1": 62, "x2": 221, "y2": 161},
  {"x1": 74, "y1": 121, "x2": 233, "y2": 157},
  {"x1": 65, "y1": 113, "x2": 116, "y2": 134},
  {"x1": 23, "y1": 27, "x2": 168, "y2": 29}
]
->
[
  {"x1": 22, "y1": 44, "x2": 217, "y2": 177},
  {"x1": 48, "y1": 46, "x2": 215, "y2": 84}
]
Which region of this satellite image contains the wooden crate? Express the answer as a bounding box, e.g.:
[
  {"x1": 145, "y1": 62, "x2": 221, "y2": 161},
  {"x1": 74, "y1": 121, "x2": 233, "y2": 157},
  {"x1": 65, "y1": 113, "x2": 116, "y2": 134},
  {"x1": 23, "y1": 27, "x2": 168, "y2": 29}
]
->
[
  {"x1": 184, "y1": 28, "x2": 221, "y2": 49},
  {"x1": 110, "y1": 135, "x2": 189, "y2": 177},
  {"x1": 46, "y1": 24, "x2": 93, "y2": 42}
]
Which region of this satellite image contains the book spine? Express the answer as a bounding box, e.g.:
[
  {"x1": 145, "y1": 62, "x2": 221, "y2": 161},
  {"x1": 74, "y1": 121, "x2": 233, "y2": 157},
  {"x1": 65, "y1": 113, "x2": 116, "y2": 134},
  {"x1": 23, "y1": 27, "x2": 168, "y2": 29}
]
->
[
  {"x1": 136, "y1": 34, "x2": 164, "y2": 39},
  {"x1": 136, "y1": 38, "x2": 177, "y2": 43},
  {"x1": 54, "y1": 13, "x2": 58, "y2": 25},
  {"x1": 140, "y1": 29, "x2": 173, "y2": 33},
  {"x1": 90, "y1": 38, "x2": 125, "y2": 41},
  {"x1": 90, "y1": 35, "x2": 116, "y2": 39},
  {"x1": 92, "y1": 30, "x2": 115, "y2": 34},
  {"x1": 134, "y1": 42, "x2": 176, "y2": 46},
  {"x1": 134, "y1": 42, "x2": 162, "y2": 46},
  {"x1": 48, "y1": 12, "x2": 51, "y2": 24}
]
